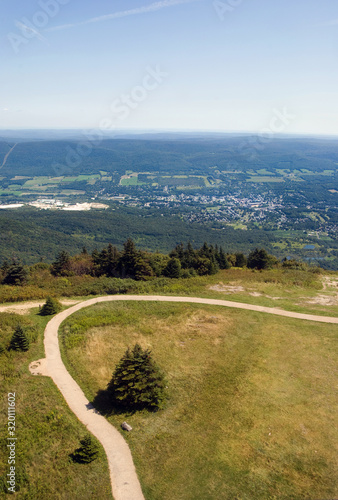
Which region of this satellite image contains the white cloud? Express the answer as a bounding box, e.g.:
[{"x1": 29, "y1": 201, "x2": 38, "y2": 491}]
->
[
  {"x1": 46, "y1": 0, "x2": 200, "y2": 32},
  {"x1": 15, "y1": 21, "x2": 48, "y2": 43}
]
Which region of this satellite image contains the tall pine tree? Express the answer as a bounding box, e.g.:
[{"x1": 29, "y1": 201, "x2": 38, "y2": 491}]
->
[
  {"x1": 2, "y1": 260, "x2": 28, "y2": 286},
  {"x1": 107, "y1": 344, "x2": 166, "y2": 411}
]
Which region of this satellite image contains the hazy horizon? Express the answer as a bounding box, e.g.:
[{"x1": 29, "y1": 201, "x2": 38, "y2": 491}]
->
[
  {"x1": 0, "y1": 128, "x2": 337, "y2": 141},
  {"x1": 1, "y1": 0, "x2": 338, "y2": 135}
]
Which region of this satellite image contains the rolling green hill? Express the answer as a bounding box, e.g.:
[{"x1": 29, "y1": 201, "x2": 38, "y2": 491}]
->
[
  {"x1": 0, "y1": 206, "x2": 276, "y2": 265},
  {"x1": 1, "y1": 136, "x2": 338, "y2": 178}
]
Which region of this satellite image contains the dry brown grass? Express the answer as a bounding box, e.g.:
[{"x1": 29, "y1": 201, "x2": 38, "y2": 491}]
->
[
  {"x1": 79, "y1": 308, "x2": 233, "y2": 394},
  {"x1": 62, "y1": 302, "x2": 338, "y2": 500}
]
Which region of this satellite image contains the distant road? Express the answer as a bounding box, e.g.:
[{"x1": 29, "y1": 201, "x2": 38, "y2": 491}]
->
[
  {"x1": 37, "y1": 294, "x2": 338, "y2": 500},
  {"x1": 0, "y1": 143, "x2": 17, "y2": 169}
]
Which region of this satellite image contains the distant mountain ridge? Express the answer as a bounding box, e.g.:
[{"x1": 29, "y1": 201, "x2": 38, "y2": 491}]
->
[{"x1": 0, "y1": 136, "x2": 337, "y2": 178}]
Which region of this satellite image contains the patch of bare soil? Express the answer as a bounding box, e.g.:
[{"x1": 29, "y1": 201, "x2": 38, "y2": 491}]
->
[
  {"x1": 0, "y1": 299, "x2": 80, "y2": 315},
  {"x1": 209, "y1": 284, "x2": 246, "y2": 293},
  {"x1": 301, "y1": 295, "x2": 338, "y2": 306},
  {"x1": 209, "y1": 284, "x2": 283, "y2": 300},
  {"x1": 29, "y1": 358, "x2": 49, "y2": 376},
  {"x1": 322, "y1": 276, "x2": 338, "y2": 291},
  {"x1": 297, "y1": 276, "x2": 338, "y2": 306}
]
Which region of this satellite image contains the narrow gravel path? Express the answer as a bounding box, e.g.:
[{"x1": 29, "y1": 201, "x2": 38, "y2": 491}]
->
[{"x1": 37, "y1": 295, "x2": 338, "y2": 500}]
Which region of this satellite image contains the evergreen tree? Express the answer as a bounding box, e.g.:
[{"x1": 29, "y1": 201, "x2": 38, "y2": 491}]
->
[
  {"x1": 106, "y1": 243, "x2": 120, "y2": 277},
  {"x1": 91, "y1": 248, "x2": 101, "y2": 276},
  {"x1": 118, "y1": 239, "x2": 138, "y2": 278},
  {"x1": 51, "y1": 251, "x2": 71, "y2": 276},
  {"x1": 209, "y1": 255, "x2": 219, "y2": 275},
  {"x1": 169, "y1": 242, "x2": 184, "y2": 261},
  {"x1": 133, "y1": 254, "x2": 154, "y2": 281},
  {"x1": 9, "y1": 325, "x2": 29, "y2": 352},
  {"x1": 2, "y1": 260, "x2": 28, "y2": 286},
  {"x1": 163, "y1": 257, "x2": 181, "y2": 278},
  {"x1": 247, "y1": 248, "x2": 274, "y2": 270},
  {"x1": 71, "y1": 435, "x2": 99, "y2": 464},
  {"x1": 183, "y1": 242, "x2": 196, "y2": 268},
  {"x1": 107, "y1": 344, "x2": 167, "y2": 411},
  {"x1": 199, "y1": 242, "x2": 211, "y2": 258},
  {"x1": 235, "y1": 252, "x2": 247, "y2": 268},
  {"x1": 40, "y1": 296, "x2": 61, "y2": 316},
  {"x1": 217, "y1": 247, "x2": 231, "y2": 269}
]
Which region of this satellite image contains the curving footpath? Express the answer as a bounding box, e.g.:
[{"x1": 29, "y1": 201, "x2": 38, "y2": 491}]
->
[{"x1": 40, "y1": 295, "x2": 338, "y2": 500}]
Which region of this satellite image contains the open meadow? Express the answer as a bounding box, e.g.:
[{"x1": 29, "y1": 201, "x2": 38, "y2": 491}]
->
[
  {"x1": 0, "y1": 268, "x2": 337, "y2": 499},
  {"x1": 61, "y1": 299, "x2": 338, "y2": 500}
]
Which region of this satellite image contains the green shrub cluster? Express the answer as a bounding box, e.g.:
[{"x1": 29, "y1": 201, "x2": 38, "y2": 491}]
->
[{"x1": 39, "y1": 296, "x2": 62, "y2": 316}]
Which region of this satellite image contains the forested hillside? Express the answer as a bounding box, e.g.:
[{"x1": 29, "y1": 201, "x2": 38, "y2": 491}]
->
[
  {"x1": 1, "y1": 136, "x2": 338, "y2": 177},
  {"x1": 0, "y1": 207, "x2": 276, "y2": 265},
  {"x1": 0, "y1": 134, "x2": 337, "y2": 269}
]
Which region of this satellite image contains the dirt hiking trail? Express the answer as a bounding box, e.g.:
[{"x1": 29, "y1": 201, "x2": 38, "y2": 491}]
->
[{"x1": 26, "y1": 294, "x2": 338, "y2": 500}]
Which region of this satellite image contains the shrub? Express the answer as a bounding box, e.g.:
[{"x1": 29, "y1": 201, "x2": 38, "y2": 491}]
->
[
  {"x1": 40, "y1": 296, "x2": 62, "y2": 316},
  {"x1": 71, "y1": 435, "x2": 99, "y2": 464}
]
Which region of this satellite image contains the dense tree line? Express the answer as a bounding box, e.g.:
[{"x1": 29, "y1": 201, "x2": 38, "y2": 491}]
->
[
  {"x1": 0, "y1": 240, "x2": 314, "y2": 285},
  {"x1": 49, "y1": 240, "x2": 276, "y2": 280}
]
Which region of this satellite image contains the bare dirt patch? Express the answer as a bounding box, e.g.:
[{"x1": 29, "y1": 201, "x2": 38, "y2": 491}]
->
[
  {"x1": 301, "y1": 294, "x2": 338, "y2": 306},
  {"x1": 0, "y1": 299, "x2": 80, "y2": 315},
  {"x1": 297, "y1": 276, "x2": 338, "y2": 306},
  {"x1": 29, "y1": 358, "x2": 49, "y2": 376},
  {"x1": 322, "y1": 276, "x2": 338, "y2": 291},
  {"x1": 209, "y1": 283, "x2": 246, "y2": 293},
  {"x1": 209, "y1": 284, "x2": 283, "y2": 300}
]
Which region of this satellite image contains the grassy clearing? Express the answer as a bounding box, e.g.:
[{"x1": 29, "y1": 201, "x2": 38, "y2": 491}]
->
[
  {"x1": 1, "y1": 268, "x2": 337, "y2": 317},
  {"x1": 0, "y1": 310, "x2": 113, "y2": 499},
  {"x1": 61, "y1": 301, "x2": 338, "y2": 500}
]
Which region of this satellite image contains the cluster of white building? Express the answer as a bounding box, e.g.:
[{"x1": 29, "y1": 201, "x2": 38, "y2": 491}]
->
[{"x1": 0, "y1": 199, "x2": 108, "y2": 211}]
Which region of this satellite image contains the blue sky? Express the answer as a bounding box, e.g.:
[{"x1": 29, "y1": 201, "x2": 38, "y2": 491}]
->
[{"x1": 1, "y1": 0, "x2": 338, "y2": 135}]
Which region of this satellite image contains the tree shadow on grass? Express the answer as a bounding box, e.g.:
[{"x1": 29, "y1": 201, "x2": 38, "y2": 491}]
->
[{"x1": 91, "y1": 389, "x2": 136, "y2": 417}]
